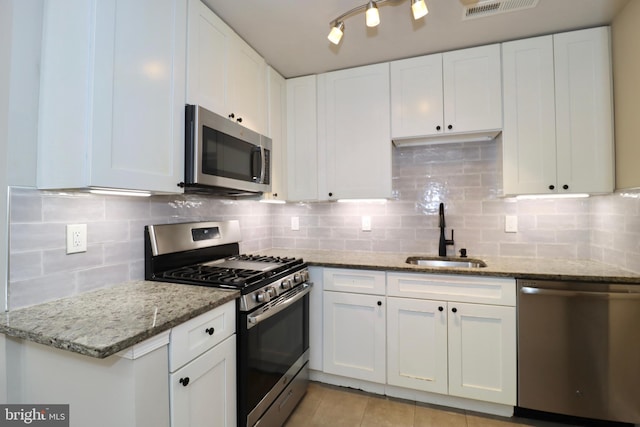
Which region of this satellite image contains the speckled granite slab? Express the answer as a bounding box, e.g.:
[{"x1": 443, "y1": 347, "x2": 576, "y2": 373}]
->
[
  {"x1": 256, "y1": 249, "x2": 640, "y2": 284},
  {"x1": 0, "y1": 281, "x2": 238, "y2": 359}
]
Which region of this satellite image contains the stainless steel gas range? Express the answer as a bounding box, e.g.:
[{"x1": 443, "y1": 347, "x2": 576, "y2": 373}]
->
[{"x1": 145, "y1": 220, "x2": 311, "y2": 427}]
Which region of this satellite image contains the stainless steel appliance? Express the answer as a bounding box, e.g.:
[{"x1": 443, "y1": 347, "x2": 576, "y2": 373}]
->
[
  {"x1": 183, "y1": 105, "x2": 271, "y2": 195},
  {"x1": 145, "y1": 220, "x2": 310, "y2": 427},
  {"x1": 517, "y1": 279, "x2": 640, "y2": 425}
]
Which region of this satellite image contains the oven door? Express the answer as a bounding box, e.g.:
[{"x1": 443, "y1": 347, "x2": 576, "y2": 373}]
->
[{"x1": 237, "y1": 283, "x2": 310, "y2": 427}]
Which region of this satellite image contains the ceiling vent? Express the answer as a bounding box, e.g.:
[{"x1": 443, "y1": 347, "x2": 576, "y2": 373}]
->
[{"x1": 462, "y1": 0, "x2": 539, "y2": 20}]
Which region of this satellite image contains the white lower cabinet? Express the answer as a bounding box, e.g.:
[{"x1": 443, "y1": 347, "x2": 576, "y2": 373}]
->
[
  {"x1": 386, "y1": 297, "x2": 448, "y2": 394},
  {"x1": 170, "y1": 335, "x2": 236, "y2": 427},
  {"x1": 323, "y1": 291, "x2": 386, "y2": 383},
  {"x1": 320, "y1": 268, "x2": 517, "y2": 409},
  {"x1": 322, "y1": 268, "x2": 386, "y2": 383},
  {"x1": 5, "y1": 333, "x2": 171, "y2": 427},
  {"x1": 447, "y1": 302, "x2": 516, "y2": 405},
  {"x1": 387, "y1": 297, "x2": 517, "y2": 404},
  {"x1": 169, "y1": 301, "x2": 237, "y2": 427},
  {"x1": 387, "y1": 273, "x2": 517, "y2": 406}
]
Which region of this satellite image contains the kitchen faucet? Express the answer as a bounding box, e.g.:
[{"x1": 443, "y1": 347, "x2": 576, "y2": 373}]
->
[{"x1": 438, "y1": 202, "x2": 454, "y2": 257}]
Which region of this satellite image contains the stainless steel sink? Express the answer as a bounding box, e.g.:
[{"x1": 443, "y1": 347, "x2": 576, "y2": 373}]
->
[{"x1": 405, "y1": 256, "x2": 487, "y2": 268}]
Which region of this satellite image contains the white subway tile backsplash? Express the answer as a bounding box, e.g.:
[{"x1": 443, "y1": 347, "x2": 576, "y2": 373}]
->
[
  {"x1": 7, "y1": 140, "x2": 640, "y2": 309},
  {"x1": 9, "y1": 272, "x2": 77, "y2": 309}
]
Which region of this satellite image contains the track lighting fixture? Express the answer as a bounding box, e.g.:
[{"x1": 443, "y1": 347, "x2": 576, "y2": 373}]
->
[{"x1": 328, "y1": 0, "x2": 428, "y2": 45}]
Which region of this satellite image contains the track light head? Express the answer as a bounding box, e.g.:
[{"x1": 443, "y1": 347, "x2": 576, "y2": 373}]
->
[
  {"x1": 411, "y1": 0, "x2": 428, "y2": 19},
  {"x1": 328, "y1": 21, "x2": 345, "y2": 45},
  {"x1": 365, "y1": 1, "x2": 380, "y2": 27}
]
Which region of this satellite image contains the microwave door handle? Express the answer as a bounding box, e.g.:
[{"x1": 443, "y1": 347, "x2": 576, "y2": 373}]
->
[
  {"x1": 260, "y1": 146, "x2": 266, "y2": 184},
  {"x1": 250, "y1": 147, "x2": 261, "y2": 182}
]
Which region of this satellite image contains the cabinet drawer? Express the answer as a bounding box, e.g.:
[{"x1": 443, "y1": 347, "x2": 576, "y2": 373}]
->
[
  {"x1": 387, "y1": 273, "x2": 515, "y2": 306},
  {"x1": 323, "y1": 268, "x2": 386, "y2": 295},
  {"x1": 169, "y1": 301, "x2": 236, "y2": 372}
]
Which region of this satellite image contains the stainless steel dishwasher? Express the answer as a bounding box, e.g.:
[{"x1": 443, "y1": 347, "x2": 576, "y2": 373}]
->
[{"x1": 517, "y1": 279, "x2": 640, "y2": 425}]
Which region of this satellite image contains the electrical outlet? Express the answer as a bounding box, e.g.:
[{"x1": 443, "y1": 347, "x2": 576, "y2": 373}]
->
[
  {"x1": 66, "y1": 224, "x2": 87, "y2": 254},
  {"x1": 291, "y1": 216, "x2": 300, "y2": 231}
]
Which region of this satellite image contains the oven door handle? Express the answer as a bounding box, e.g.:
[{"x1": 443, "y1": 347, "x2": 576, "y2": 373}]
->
[{"x1": 247, "y1": 283, "x2": 312, "y2": 328}]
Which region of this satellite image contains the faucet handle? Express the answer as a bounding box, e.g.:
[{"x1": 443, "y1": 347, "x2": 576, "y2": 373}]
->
[
  {"x1": 459, "y1": 248, "x2": 467, "y2": 258},
  {"x1": 446, "y1": 229, "x2": 455, "y2": 246}
]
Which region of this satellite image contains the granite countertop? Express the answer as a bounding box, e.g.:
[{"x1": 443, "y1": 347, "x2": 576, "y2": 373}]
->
[
  {"x1": 0, "y1": 281, "x2": 238, "y2": 359},
  {"x1": 258, "y1": 249, "x2": 640, "y2": 284}
]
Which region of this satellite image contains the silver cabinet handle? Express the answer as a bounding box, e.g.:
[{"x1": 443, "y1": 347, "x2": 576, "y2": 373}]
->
[{"x1": 520, "y1": 286, "x2": 640, "y2": 299}]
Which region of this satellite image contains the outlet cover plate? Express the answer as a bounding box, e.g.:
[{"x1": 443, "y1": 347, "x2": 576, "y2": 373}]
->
[{"x1": 66, "y1": 224, "x2": 87, "y2": 254}]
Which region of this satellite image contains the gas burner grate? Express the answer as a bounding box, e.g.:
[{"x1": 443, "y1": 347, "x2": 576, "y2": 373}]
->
[
  {"x1": 230, "y1": 254, "x2": 298, "y2": 263},
  {"x1": 162, "y1": 264, "x2": 265, "y2": 288}
]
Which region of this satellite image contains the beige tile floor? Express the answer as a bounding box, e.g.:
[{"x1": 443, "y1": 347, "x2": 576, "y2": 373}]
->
[{"x1": 284, "y1": 382, "x2": 572, "y2": 427}]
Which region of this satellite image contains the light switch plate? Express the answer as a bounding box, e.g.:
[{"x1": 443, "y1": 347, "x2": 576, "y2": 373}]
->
[
  {"x1": 66, "y1": 224, "x2": 87, "y2": 254},
  {"x1": 505, "y1": 215, "x2": 518, "y2": 233},
  {"x1": 291, "y1": 216, "x2": 300, "y2": 231},
  {"x1": 362, "y1": 216, "x2": 372, "y2": 232}
]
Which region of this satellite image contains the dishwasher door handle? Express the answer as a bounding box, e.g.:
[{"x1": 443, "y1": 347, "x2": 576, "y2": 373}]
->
[{"x1": 520, "y1": 286, "x2": 640, "y2": 299}]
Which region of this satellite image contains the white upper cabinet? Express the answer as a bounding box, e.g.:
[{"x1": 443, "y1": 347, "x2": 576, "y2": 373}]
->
[
  {"x1": 37, "y1": 0, "x2": 187, "y2": 194},
  {"x1": 502, "y1": 27, "x2": 614, "y2": 196},
  {"x1": 502, "y1": 35, "x2": 557, "y2": 195},
  {"x1": 554, "y1": 28, "x2": 614, "y2": 194},
  {"x1": 286, "y1": 75, "x2": 318, "y2": 201},
  {"x1": 391, "y1": 44, "x2": 502, "y2": 145},
  {"x1": 186, "y1": 0, "x2": 267, "y2": 134},
  {"x1": 186, "y1": 0, "x2": 228, "y2": 118},
  {"x1": 263, "y1": 66, "x2": 287, "y2": 202},
  {"x1": 317, "y1": 63, "x2": 392, "y2": 200}
]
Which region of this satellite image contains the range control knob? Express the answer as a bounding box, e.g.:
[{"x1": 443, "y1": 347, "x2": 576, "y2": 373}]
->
[
  {"x1": 255, "y1": 290, "x2": 266, "y2": 303},
  {"x1": 281, "y1": 279, "x2": 292, "y2": 290},
  {"x1": 293, "y1": 273, "x2": 302, "y2": 284},
  {"x1": 300, "y1": 270, "x2": 309, "y2": 282},
  {"x1": 265, "y1": 286, "x2": 276, "y2": 299}
]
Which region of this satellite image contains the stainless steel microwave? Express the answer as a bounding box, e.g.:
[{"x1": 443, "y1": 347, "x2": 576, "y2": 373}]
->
[{"x1": 183, "y1": 105, "x2": 271, "y2": 195}]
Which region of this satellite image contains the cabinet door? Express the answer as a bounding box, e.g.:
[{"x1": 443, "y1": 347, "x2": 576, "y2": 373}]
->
[
  {"x1": 186, "y1": 0, "x2": 231, "y2": 116},
  {"x1": 502, "y1": 35, "x2": 557, "y2": 196},
  {"x1": 447, "y1": 303, "x2": 516, "y2": 405},
  {"x1": 286, "y1": 75, "x2": 318, "y2": 201},
  {"x1": 442, "y1": 44, "x2": 502, "y2": 134},
  {"x1": 554, "y1": 27, "x2": 614, "y2": 194},
  {"x1": 318, "y1": 63, "x2": 392, "y2": 200},
  {"x1": 91, "y1": 0, "x2": 186, "y2": 193},
  {"x1": 323, "y1": 291, "x2": 386, "y2": 383},
  {"x1": 170, "y1": 335, "x2": 236, "y2": 427},
  {"x1": 390, "y1": 54, "x2": 444, "y2": 139},
  {"x1": 264, "y1": 66, "x2": 287, "y2": 201},
  {"x1": 228, "y1": 35, "x2": 267, "y2": 134},
  {"x1": 387, "y1": 297, "x2": 448, "y2": 394},
  {"x1": 37, "y1": 0, "x2": 186, "y2": 193}
]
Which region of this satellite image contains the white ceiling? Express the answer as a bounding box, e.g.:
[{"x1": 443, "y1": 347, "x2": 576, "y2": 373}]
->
[{"x1": 201, "y1": 0, "x2": 629, "y2": 79}]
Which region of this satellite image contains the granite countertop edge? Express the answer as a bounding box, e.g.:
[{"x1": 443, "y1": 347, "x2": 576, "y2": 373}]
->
[{"x1": 0, "y1": 281, "x2": 239, "y2": 359}]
